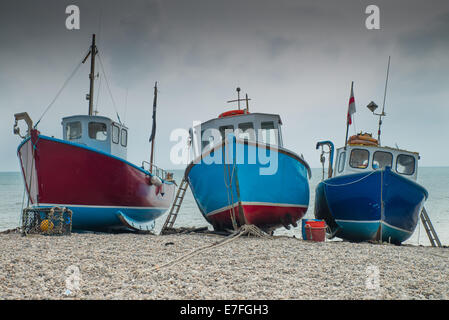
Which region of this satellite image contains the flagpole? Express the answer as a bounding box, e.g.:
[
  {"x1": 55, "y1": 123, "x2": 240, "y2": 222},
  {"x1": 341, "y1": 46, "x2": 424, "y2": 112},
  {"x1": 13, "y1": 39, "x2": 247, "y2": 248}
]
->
[{"x1": 344, "y1": 81, "x2": 354, "y2": 149}]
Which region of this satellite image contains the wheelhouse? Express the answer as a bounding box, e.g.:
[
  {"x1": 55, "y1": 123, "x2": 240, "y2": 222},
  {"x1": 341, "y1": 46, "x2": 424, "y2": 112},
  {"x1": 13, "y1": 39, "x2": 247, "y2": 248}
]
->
[
  {"x1": 189, "y1": 112, "x2": 283, "y2": 158},
  {"x1": 62, "y1": 115, "x2": 128, "y2": 159},
  {"x1": 333, "y1": 145, "x2": 419, "y2": 181}
]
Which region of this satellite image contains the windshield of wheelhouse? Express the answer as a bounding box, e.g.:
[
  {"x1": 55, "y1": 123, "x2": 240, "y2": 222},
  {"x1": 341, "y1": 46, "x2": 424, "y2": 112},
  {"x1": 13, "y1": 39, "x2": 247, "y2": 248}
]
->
[
  {"x1": 259, "y1": 121, "x2": 280, "y2": 146},
  {"x1": 396, "y1": 154, "x2": 416, "y2": 175},
  {"x1": 349, "y1": 149, "x2": 369, "y2": 169},
  {"x1": 372, "y1": 151, "x2": 393, "y2": 170},
  {"x1": 66, "y1": 121, "x2": 82, "y2": 141}
]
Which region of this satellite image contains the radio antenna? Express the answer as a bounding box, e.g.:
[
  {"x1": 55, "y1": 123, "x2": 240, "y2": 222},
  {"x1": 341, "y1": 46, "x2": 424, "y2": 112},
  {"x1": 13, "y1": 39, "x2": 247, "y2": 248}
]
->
[{"x1": 377, "y1": 56, "x2": 391, "y2": 145}]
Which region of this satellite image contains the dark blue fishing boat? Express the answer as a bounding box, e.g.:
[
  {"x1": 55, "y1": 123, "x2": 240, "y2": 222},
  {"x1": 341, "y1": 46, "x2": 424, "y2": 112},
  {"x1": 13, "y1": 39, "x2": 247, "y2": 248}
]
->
[
  {"x1": 315, "y1": 140, "x2": 428, "y2": 244},
  {"x1": 314, "y1": 72, "x2": 428, "y2": 244}
]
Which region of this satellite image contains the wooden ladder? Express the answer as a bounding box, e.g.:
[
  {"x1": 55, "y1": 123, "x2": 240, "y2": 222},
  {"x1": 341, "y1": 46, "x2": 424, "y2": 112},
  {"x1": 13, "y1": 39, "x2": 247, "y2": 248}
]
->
[
  {"x1": 160, "y1": 176, "x2": 189, "y2": 235},
  {"x1": 420, "y1": 207, "x2": 442, "y2": 247}
]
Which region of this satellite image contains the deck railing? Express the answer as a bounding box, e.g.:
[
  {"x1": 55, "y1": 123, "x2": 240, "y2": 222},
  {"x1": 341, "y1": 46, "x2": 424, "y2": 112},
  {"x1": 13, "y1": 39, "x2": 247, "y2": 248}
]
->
[{"x1": 141, "y1": 161, "x2": 173, "y2": 181}]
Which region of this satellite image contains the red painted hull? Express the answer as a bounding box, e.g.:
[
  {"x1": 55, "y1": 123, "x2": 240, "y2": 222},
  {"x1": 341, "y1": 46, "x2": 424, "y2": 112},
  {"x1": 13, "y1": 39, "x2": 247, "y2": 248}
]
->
[
  {"x1": 206, "y1": 204, "x2": 307, "y2": 232},
  {"x1": 17, "y1": 130, "x2": 175, "y2": 231}
]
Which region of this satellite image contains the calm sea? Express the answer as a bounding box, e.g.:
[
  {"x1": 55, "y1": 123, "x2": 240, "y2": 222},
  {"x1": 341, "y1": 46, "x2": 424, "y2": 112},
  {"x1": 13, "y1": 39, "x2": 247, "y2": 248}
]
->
[{"x1": 1, "y1": 168, "x2": 448, "y2": 246}]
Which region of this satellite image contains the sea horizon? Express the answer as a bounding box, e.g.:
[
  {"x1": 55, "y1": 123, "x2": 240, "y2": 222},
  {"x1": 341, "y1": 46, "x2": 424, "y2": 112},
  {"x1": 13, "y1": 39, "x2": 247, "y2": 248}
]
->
[{"x1": 1, "y1": 168, "x2": 448, "y2": 246}]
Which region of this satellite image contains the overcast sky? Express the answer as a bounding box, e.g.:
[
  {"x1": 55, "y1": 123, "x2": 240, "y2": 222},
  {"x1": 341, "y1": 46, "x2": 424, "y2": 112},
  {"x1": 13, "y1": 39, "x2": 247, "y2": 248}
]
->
[{"x1": 1, "y1": 0, "x2": 448, "y2": 171}]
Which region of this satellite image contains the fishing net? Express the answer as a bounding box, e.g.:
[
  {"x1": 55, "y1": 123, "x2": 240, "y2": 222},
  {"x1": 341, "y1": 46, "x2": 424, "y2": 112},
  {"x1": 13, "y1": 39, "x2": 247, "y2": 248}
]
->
[{"x1": 21, "y1": 207, "x2": 73, "y2": 236}]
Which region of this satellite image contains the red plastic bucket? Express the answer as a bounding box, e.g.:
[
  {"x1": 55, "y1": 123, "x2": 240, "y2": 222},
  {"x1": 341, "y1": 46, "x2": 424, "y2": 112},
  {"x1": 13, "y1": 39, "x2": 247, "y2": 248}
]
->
[{"x1": 303, "y1": 220, "x2": 326, "y2": 242}]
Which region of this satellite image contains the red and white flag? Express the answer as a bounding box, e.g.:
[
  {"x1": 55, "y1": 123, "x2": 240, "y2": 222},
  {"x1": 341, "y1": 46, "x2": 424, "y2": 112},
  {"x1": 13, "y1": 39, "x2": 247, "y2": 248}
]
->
[{"x1": 347, "y1": 82, "x2": 356, "y2": 125}]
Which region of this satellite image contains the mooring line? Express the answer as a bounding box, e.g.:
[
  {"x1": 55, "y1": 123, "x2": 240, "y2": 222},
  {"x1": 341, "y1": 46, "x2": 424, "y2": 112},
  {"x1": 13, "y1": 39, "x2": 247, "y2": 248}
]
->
[{"x1": 152, "y1": 224, "x2": 268, "y2": 271}]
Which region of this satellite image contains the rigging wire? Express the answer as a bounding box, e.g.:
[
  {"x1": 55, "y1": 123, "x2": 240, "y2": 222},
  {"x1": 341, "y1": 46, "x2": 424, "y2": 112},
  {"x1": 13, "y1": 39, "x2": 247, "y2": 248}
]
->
[
  {"x1": 95, "y1": 71, "x2": 102, "y2": 114},
  {"x1": 123, "y1": 87, "x2": 129, "y2": 125},
  {"x1": 97, "y1": 52, "x2": 122, "y2": 124},
  {"x1": 34, "y1": 50, "x2": 89, "y2": 128}
]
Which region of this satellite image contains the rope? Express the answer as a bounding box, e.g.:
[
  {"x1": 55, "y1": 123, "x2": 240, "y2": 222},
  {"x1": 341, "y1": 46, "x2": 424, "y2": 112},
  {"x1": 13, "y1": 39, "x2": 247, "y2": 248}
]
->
[
  {"x1": 320, "y1": 149, "x2": 330, "y2": 180},
  {"x1": 152, "y1": 224, "x2": 268, "y2": 271},
  {"x1": 321, "y1": 170, "x2": 378, "y2": 187},
  {"x1": 223, "y1": 138, "x2": 238, "y2": 230},
  {"x1": 97, "y1": 52, "x2": 122, "y2": 124},
  {"x1": 34, "y1": 50, "x2": 88, "y2": 128}
]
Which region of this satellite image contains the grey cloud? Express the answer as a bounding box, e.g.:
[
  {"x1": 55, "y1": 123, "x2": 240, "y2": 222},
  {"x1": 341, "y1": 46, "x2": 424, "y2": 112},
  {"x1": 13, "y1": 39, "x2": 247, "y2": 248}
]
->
[
  {"x1": 1, "y1": 0, "x2": 449, "y2": 171},
  {"x1": 398, "y1": 12, "x2": 449, "y2": 57}
]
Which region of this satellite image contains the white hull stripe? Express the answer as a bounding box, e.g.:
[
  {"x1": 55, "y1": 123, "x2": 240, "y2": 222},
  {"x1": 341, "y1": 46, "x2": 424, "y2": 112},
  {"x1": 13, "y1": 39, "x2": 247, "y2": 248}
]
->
[
  {"x1": 335, "y1": 219, "x2": 381, "y2": 224},
  {"x1": 335, "y1": 219, "x2": 413, "y2": 234},
  {"x1": 33, "y1": 203, "x2": 168, "y2": 210},
  {"x1": 207, "y1": 202, "x2": 308, "y2": 217},
  {"x1": 381, "y1": 221, "x2": 413, "y2": 234}
]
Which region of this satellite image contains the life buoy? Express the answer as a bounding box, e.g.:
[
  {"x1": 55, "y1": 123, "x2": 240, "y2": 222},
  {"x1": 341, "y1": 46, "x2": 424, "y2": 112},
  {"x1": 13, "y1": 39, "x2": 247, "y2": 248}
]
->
[
  {"x1": 348, "y1": 133, "x2": 378, "y2": 146},
  {"x1": 218, "y1": 110, "x2": 248, "y2": 118}
]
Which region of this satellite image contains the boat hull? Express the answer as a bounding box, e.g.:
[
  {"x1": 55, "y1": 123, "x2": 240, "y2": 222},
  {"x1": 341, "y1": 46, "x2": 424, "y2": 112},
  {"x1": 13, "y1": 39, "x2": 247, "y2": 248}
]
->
[
  {"x1": 314, "y1": 167, "x2": 428, "y2": 244},
  {"x1": 186, "y1": 138, "x2": 310, "y2": 232},
  {"x1": 17, "y1": 131, "x2": 175, "y2": 232}
]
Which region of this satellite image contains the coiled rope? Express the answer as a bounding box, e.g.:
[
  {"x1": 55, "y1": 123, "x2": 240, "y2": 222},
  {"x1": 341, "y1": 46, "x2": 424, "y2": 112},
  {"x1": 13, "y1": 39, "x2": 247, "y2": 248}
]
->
[{"x1": 223, "y1": 138, "x2": 238, "y2": 230}]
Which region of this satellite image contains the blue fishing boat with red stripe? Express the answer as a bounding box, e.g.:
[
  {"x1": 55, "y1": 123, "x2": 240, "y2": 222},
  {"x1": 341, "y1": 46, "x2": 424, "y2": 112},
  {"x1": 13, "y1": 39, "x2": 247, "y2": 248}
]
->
[
  {"x1": 13, "y1": 35, "x2": 175, "y2": 232},
  {"x1": 186, "y1": 88, "x2": 311, "y2": 232}
]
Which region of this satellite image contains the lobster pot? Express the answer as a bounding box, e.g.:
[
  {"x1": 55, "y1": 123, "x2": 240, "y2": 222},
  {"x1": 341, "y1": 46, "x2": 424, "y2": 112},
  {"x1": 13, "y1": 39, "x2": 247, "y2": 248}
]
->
[{"x1": 22, "y1": 207, "x2": 73, "y2": 236}]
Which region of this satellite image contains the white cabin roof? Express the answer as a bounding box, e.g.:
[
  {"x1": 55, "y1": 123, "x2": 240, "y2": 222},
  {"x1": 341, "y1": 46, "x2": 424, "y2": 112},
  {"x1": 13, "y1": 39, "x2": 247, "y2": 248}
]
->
[{"x1": 190, "y1": 112, "x2": 284, "y2": 158}]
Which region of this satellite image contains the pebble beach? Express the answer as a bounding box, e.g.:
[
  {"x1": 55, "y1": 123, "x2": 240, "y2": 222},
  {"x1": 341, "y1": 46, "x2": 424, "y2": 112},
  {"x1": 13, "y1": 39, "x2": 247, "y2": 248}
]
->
[{"x1": 0, "y1": 232, "x2": 447, "y2": 300}]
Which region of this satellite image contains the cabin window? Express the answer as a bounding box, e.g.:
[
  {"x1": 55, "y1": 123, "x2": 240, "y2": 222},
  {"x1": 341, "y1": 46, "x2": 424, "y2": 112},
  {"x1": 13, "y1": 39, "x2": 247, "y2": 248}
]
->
[
  {"x1": 121, "y1": 129, "x2": 128, "y2": 147},
  {"x1": 396, "y1": 154, "x2": 415, "y2": 175},
  {"x1": 112, "y1": 124, "x2": 120, "y2": 144},
  {"x1": 372, "y1": 151, "x2": 393, "y2": 170},
  {"x1": 219, "y1": 125, "x2": 234, "y2": 141},
  {"x1": 66, "y1": 121, "x2": 82, "y2": 140},
  {"x1": 338, "y1": 152, "x2": 346, "y2": 173},
  {"x1": 349, "y1": 149, "x2": 369, "y2": 169},
  {"x1": 237, "y1": 122, "x2": 255, "y2": 141},
  {"x1": 88, "y1": 122, "x2": 108, "y2": 141},
  {"x1": 260, "y1": 121, "x2": 277, "y2": 145}
]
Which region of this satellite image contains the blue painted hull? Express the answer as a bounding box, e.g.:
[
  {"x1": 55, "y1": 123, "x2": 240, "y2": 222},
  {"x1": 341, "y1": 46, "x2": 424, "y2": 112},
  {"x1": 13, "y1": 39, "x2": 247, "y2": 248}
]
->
[
  {"x1": 314, "y1": 167, "x2": 428, "y2": 244},
  {"x1": 186, "y1": 139, "x2": 310, "y2": 231},
  {"x1": 31, "y1": 205, "x2": 167, "y2": 232}
]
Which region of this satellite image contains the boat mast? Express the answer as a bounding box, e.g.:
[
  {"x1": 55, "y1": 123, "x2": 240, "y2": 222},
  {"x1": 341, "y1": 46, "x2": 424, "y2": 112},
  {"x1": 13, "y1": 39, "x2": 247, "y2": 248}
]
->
[
  {"x1": 226, "y1": 87, "x2": 251, "y2": 113},
  {"x1": 149, "y1": 82, "x2": 158, "y2": 173},
  {"x1": 82, "y1": 34, "x2": 98, "y2": 116}
]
